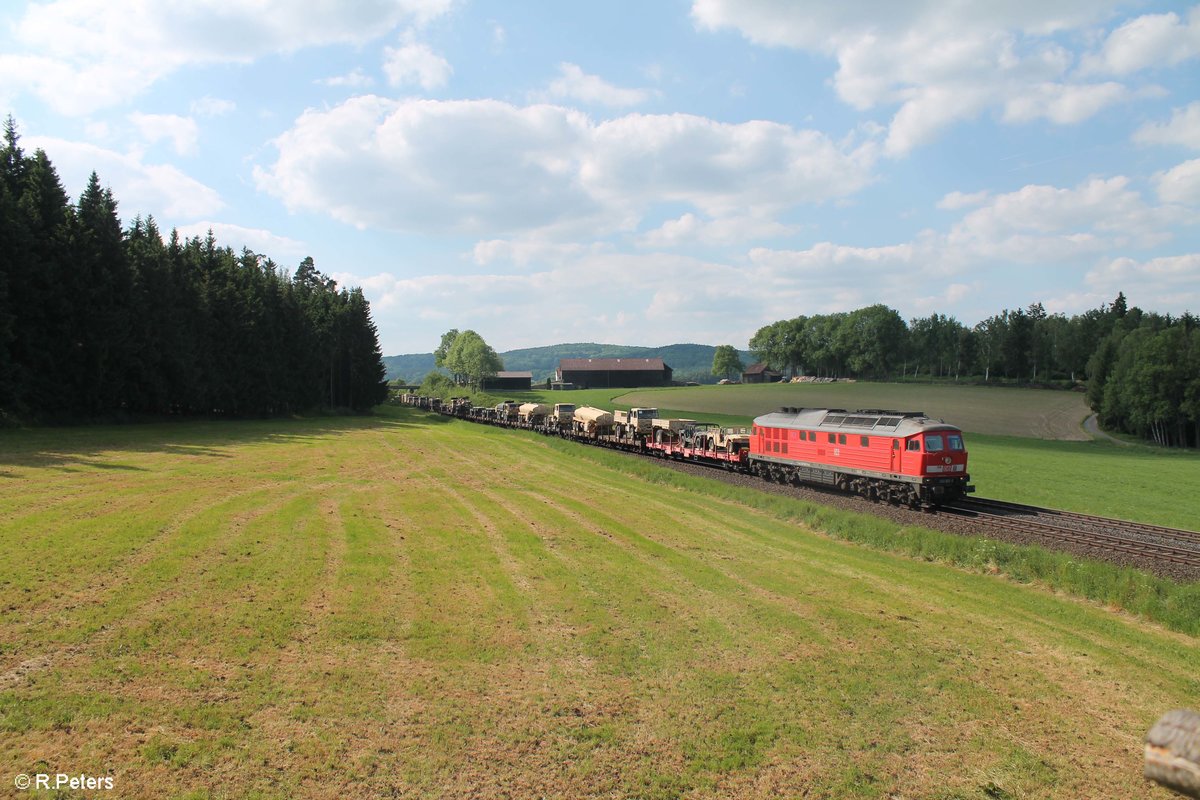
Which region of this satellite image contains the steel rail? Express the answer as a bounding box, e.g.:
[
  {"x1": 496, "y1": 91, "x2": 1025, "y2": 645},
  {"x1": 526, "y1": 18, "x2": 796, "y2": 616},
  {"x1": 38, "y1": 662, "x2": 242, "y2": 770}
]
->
[
  {"x1": 954, "y1": 497, "x2": 1200, "y2": 545},
  {"x1": 941, "y1": 506, "x2": 1200, "y2": 568}
]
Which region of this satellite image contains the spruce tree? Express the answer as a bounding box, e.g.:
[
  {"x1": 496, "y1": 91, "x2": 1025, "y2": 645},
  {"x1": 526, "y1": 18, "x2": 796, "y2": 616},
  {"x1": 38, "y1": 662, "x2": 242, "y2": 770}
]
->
[
  {"x1": 75, "y1": 172, "x2": 135, "y2": 415},
  {"x1": 16, "y1": 150, "x2": 75, "y2": 416}
]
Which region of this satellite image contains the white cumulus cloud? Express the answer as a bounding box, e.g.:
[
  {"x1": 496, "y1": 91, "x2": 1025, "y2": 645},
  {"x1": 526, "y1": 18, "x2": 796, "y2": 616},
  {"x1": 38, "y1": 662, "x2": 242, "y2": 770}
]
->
[
  {"x1": 0, "y1": 0, "x2": 454, "y2": 114},
  {"x1": 537, "y1": 63, "x2": 658, "y2": 108},
  {"x1": 637, "y1": 213, "x2": 800, "y2": 248},
  {"x1": 1002, "y1": 82, "x2": 1136, "y2": 125},
  {"x1": 254, "y1": 96, "x2": 876, "y2": 238},
  {"x1": 691, "y1": 0, "x2": 1158, "y2": 155},
  {"x1": 384, "y1": 31, "x2": 453, "y2": 90},
  {"x1": 1134, "y1": 101, "x2": 1200, "y2": 149},
  {"x1": 26, "y1": 136, "x2": 222, "y2": 219},
  {"x1": 1085, "y1": 254, "x2": 1200, "y2": 310},
  {"x1": 174, "y1": 223, "x2": 308, "y2": 261},
  {"x1": 128, "y1": 112, "x2": 199, "y2": 156},
  {"x1": 1080, "y1": 7, "x2": 1200, "y2": 75},
  {"x1": 317, "y1": 69, "x2": 374, "y2": 89},
  {"x1": 937, "y1": 190, "x2": 991, "y2": 210},
  {"x1": 943, "y1": 176, "x2": 1181, "y2": 265},
  {"x1": 1154, "y1": 159, "x2": 1200, "y2": 206}
]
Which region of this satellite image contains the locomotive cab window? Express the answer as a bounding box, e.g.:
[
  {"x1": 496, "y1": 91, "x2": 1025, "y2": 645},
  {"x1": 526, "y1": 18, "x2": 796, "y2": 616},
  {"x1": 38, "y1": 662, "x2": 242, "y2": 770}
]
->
[
  {"x1": 837, "y1": 434, "x2": 847, "y2": 445},
  {"x1": 925, "y1": 435, "x2": 945, "y2": 452},
  {"x1": 948, "y1": 434, "x2": 964, "y2": 451},
  {"x1": 906, "y1": 440, "x2": 921, "y2": 451},
  {"x1": 860, "y1": 436, "x2": 869, "y2": 447},
  {"x1": 892, "y1": 440, "x2": 899, "y2": 450},
  {"x1": 828, "y1": 433, "x2": 836, "y2": 443}
]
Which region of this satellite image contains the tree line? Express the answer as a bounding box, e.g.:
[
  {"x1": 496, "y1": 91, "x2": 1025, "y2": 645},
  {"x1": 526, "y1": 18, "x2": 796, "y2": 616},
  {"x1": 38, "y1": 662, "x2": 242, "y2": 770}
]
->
[
  {"x1": 745, "y1": 296, "x2": 1200, "y2": 447},
  {"x1": 0, "y1": 118, "x2": 387, "y2": 422}
]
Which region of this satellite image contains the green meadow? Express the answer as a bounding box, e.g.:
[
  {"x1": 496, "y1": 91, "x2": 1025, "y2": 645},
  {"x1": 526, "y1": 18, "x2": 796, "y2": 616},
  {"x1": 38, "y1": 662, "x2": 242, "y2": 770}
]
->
[{"x1": 1, "y1": 407, "x2": 1196, "y2": 798}]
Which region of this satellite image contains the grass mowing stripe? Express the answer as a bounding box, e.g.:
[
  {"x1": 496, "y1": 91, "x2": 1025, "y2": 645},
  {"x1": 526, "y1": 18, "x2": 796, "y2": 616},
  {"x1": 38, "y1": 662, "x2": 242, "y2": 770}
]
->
[
  {"x1": 93, "y1": 492, "x2": 332, "y2": 663},
  {"x1": 1, "y1": 484, "x2": 305, "y2": 632},
  {"x1": 320, "y1": 490, "x2": 402, "y2": 644},
  {"x1": 396, "y1": 471, "x2": 531, "y2": 665},
  {"x1": 520, "y1": 485, "x2": 843, "y2": 675},
  {"x1": 431, "y1": 477, "x2": 660, "y2": 676}
]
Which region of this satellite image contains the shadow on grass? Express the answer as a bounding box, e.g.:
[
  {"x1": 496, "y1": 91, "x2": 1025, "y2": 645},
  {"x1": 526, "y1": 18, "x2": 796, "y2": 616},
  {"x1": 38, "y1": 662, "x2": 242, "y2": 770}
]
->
[{"x1": 0, "y1": 405, "x2": 428, "y2": 472}]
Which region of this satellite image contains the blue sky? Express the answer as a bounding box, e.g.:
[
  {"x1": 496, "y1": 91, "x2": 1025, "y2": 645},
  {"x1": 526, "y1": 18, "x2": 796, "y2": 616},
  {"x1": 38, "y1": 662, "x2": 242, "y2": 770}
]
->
[{"x1": 2, "y1": 1, "x2": 1198, "y2": 356}]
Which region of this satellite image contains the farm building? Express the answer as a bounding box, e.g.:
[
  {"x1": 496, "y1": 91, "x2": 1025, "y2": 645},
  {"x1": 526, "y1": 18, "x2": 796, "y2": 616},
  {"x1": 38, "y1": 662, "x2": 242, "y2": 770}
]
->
[
  {"x1": 555, "y1": 358, "x2": 672, "y2": 389},
  {"x1": 742, "y1": 363, "x2": 783, "y2": 383},
  {"x1": 481, "y1": 371, "x2": 533, "y2": 391}
]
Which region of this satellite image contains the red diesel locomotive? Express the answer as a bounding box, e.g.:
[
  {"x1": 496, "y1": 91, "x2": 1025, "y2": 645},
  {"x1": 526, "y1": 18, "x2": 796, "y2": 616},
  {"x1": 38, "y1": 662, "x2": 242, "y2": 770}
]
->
[{"x1": 750, "y1": 407, "x2": 973, "y2": 506}]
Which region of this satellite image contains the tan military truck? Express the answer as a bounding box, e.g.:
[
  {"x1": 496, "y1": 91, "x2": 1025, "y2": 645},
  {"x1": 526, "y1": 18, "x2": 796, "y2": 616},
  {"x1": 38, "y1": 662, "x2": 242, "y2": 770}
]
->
[
  {"x1": 613, "y1": 407, "x2": 658, "y2": 440},
  {"x1": 571, "y1": 406, "x2": 614, "y2": 437},
  {"x1": 651, "y1": 417, "x2": 697, "y2": 444},
  {"x1": 517, "y1": 402, "x2": 552, "y2": 426}
]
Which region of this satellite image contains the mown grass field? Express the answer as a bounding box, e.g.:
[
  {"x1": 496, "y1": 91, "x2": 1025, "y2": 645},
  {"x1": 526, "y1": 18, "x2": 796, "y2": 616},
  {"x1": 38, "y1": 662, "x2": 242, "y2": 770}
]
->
[
  {"x1": 508, "y1": 383, "x2": 1200, "y2": 531},
  {"x1": 1, "y1": 407, "x2": 1197, "y2": 798}
]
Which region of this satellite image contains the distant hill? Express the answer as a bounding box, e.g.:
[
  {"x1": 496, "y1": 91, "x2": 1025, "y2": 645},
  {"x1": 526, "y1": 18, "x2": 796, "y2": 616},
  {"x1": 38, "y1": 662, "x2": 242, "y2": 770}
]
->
[{"x1": 384, "y1": 343, "x2": 755, "y2": 385}]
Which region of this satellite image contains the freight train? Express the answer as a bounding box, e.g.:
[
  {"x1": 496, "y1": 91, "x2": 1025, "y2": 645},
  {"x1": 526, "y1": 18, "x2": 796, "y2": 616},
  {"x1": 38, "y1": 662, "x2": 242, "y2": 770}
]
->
[{"x1": 402, "y1": 395, "x2": 974, "y2": 507}]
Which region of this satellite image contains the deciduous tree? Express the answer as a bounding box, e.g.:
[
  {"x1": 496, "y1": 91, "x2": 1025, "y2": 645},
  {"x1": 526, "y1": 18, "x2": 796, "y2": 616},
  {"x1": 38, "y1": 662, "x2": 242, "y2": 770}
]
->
[{"x1": 711, "y1": 344, "x2": 744, "y2": 380}]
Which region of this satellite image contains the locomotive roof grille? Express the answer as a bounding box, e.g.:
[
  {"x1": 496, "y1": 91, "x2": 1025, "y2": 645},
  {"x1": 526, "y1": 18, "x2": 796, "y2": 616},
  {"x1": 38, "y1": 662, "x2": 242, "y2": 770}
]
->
[{"x1": 819, "y1": 410, "x2": 921, "y2": 430}]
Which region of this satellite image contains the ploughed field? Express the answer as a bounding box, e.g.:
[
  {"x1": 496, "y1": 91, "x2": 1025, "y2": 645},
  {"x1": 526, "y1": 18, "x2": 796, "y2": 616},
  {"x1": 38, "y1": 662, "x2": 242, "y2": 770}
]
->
[{"x1": 1, "y1": 407, "x2": 1197, "y2": 799}]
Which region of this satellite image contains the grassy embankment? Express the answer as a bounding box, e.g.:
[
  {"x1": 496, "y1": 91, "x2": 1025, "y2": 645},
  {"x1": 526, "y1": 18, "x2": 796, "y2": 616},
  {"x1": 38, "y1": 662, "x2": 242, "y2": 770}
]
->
[{"x1": 0, "y1": 407, "x2": 1197, "y2": 798}]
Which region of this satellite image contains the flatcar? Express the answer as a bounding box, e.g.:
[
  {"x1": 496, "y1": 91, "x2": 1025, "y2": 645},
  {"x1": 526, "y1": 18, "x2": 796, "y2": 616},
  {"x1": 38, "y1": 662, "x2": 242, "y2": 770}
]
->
[{"x1": 750, "y1": 407, "x2": 973, "y2": 506}]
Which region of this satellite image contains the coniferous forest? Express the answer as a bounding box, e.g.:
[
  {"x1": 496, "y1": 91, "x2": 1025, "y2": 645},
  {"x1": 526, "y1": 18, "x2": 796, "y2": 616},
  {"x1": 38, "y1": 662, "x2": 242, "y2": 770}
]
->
[{"x1": 0, "y1": 119, "x2": 388, "y2": 423}]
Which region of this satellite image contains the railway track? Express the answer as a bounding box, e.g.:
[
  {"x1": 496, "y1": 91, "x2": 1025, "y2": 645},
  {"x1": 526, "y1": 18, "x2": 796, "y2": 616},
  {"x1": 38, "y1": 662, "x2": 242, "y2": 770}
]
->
[{"x1": 945, "y1": 498, "x2": 1200, "y2": 568}]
